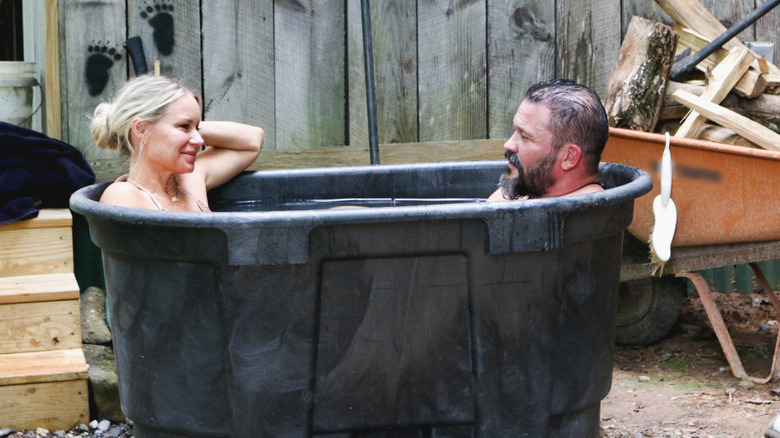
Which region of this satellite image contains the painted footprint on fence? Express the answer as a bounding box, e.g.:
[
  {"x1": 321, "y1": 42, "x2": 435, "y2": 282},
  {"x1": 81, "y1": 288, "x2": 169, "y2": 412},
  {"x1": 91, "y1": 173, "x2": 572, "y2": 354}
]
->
[
  {"x1": 85, "y1": 43, "x2": 122, "y2": 96},
  {"x1": 140, "y1": 0, "x2": 175, "y2": 56}
]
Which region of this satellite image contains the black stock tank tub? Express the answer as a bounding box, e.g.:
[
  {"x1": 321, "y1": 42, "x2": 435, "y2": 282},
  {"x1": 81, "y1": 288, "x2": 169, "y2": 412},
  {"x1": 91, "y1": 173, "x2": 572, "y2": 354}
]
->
[{"x1": 70, "y1": 161, "x2": 651, "y2": 438}]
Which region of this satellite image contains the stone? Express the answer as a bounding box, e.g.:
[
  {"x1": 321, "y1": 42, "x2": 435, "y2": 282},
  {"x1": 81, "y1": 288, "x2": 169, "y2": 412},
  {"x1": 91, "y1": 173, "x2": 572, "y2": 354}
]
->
[
  {"x1": 98, "y1": 420, "x2": 111, "y2": 431},
  {"x1": 0, "y1": 429, "x2": 13, "y2": 437},
  {"x1": 81, "y1": 286, "x2": 112, "y2": 344},
  {"x1": 83, "y1": 345, "x2": 125, "y2": 422},
  {"x1": 739, "y1": 380, "x2": 756, "y2": 389}
]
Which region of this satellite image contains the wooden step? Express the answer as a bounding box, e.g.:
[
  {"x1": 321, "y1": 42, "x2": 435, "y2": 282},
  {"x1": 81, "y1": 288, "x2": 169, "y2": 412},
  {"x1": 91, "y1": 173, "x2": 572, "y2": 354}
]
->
[
  {"x1": 0, "y1": 272, "x2": 80, "y2": 305},
  {"x1": 0, "y1": 274, "x2": 81, "y2": 354},
  {"x1": 0, "y1": 348, "x2": 87, "y2": 386},
  {"x1": 0, "y1": 209, "x2": 73, "y2": 231},
  {"x1": 0, "y1": 210, "x2": 87, "y2": 430},
  {"x1": 0, "y1": 209, "x2": 74, "y2": 278},
  {"x1": 0, "y1": 348, "x2": 89, "y2": 430}
]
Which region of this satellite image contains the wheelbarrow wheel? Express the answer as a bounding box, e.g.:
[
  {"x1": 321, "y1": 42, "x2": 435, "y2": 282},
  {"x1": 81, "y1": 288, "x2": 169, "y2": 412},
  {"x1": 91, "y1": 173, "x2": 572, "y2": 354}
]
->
[{"x1": 615, "y1": 276, "x2": 686, "y2": 346}]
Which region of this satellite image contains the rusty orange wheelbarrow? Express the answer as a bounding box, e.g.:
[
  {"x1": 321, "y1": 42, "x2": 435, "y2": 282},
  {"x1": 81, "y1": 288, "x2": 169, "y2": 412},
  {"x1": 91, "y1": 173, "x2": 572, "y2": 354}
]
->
[{"x1": 605, "y1": 127, "x2": 780, "y2": 383}]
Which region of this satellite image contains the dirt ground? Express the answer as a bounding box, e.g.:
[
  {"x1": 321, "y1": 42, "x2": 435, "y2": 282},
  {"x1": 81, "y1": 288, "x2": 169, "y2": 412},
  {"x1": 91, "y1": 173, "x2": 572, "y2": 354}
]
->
[{"x1": 601, "y1": 291, "x2": 780, "y2": 438}]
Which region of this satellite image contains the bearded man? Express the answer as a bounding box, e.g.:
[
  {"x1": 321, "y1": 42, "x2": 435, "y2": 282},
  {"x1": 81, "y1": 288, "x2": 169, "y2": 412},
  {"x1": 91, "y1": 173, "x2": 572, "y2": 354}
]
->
[{"x1": 488, "y1": 79, "x2": 609, "y2": 201}]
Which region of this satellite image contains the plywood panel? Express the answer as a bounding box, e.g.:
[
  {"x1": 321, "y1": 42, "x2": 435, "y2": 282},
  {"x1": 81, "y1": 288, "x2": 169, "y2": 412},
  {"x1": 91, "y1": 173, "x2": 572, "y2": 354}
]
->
[
  {"x1": 202, "y1": 1, "x2": 276, "y2": 150},
  {"x1": 487, "y1": 0, "x2": 555, "y2": 139},
  {"x1": 347, "y1": 0, "x2": 418, "y2": 147},
  {"x1": 418, "y1": 0, "x2": 487, "y2": 142},
  {"x1": 59, "y1": 0, "x2": 126, "y2": 154},
  {"x1": 275, "y1": 0, "x2": 346, "y2": 149},
  {"x1": 556, "y1": 0, "x2": 621, "y2": 96},
  {"x1": 0, "y1": 227, "x2": 73, "y2": 277},
  {"x1": 0, "y1": 379, "x2": 88, "y2": 431},
  {"x1": 127, "y1": 0, "x2": 202, "y2": 94},
  {"x1": 0, "y1": 299, "x2": 81, "y2": 354}
]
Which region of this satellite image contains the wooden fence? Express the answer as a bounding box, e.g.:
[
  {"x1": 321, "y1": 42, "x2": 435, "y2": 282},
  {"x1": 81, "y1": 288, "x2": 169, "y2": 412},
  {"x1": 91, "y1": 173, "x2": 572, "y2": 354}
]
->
[
  {"x1": 58, "y1": 0, "x2": 780, "y2": 158},
  {"x1": 55, "y1": 0, "x2": 780, "y2": 291}
]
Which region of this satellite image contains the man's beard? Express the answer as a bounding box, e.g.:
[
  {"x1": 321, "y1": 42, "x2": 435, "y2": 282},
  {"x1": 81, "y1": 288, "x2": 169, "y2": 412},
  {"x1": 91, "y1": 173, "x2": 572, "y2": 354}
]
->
[{"x1": 497, "y1": 150, "x2": 557, "y2": 199}]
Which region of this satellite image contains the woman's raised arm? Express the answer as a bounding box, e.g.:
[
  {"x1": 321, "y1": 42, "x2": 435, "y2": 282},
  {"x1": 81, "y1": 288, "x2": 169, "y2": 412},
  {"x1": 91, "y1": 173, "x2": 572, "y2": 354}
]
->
[{"x1": 194, "y1": 121, "x2": 264, "y2": 190}]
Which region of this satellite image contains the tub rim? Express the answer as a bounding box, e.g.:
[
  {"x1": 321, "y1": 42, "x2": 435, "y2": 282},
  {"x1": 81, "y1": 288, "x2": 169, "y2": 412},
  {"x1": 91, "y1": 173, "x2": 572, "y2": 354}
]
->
[
  {"x1": 70, "y1": 160, "x2": 650, "y2": 226},
  {"x1": 70, "y1": 160, "x2": 651, "y2": 263}
]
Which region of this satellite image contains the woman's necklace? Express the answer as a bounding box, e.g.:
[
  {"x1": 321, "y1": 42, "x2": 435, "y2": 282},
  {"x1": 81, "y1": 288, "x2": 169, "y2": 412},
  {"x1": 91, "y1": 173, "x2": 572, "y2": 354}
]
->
[{"x1": 127, "y1": 176, "x2": 180, "y2": 202}]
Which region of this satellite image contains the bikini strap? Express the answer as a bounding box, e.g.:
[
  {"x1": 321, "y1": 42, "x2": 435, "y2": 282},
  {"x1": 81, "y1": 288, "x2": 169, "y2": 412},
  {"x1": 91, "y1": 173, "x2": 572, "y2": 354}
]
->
[
  {"x1": 177, "y1": 188, "x2": 212, "y2": 212},
  {"x1": 118, "y1": 174, "x2": 167, "y2": 210}
]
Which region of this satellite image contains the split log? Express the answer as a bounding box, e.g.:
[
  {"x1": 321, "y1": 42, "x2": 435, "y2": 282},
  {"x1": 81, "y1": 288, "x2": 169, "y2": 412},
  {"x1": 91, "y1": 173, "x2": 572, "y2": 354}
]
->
[
  {"x1": 672, "y1": 89, "x2": 780, "y2": 152},
  {"x1": 655, "y1": 0, "x2": 780, "y2": 76},
  {"x1": 657, "y1": 120, "x2": 760, "y2": 148},
  {"x1": 766, "y1": 74, "x2": 780, "y2": 89},
  {"x1": 660, "y1": 81, "x2": 780, "y2": 128},
  {"x1": 604, "y1": 16, "x2": 677, "y2": 131},
  {"x1": 675, "y1": 47, "x2": 755, "y2": 138},
  {"x1": 675, "y1": 26, "x2": 766, "y2": 98}
]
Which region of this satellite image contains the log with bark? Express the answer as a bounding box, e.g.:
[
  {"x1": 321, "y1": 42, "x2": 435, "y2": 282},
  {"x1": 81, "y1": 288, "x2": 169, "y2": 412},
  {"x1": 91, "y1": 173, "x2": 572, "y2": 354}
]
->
[{"x1": 604, "y1": 16, "x2": 678, "y2": 132}]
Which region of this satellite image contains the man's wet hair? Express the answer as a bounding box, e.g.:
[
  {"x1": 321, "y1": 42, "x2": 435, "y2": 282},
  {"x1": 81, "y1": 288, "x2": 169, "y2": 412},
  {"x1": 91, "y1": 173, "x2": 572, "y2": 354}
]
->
[{"x1": 523, "y1": 79, "x2": 609, "y2": 173}]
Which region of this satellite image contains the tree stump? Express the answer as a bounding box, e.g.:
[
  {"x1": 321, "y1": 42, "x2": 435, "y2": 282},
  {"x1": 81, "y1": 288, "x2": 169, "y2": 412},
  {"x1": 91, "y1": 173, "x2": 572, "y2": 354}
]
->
[{"x1": 604, "y1": 16, "x2": 678, "y2": 131}]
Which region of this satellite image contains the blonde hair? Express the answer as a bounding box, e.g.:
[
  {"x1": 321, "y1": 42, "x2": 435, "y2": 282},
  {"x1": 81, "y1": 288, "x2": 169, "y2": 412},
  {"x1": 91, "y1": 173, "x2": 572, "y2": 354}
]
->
[{"x1": 90, "y1": 75, "x2": 201, "y2": 157}]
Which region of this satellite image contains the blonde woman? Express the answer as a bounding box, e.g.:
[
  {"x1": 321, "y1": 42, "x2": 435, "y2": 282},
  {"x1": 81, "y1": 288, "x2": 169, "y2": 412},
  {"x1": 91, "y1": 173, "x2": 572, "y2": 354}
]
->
[{"x1": 91, "y1": 75, "x2": 263, "y2": 211}]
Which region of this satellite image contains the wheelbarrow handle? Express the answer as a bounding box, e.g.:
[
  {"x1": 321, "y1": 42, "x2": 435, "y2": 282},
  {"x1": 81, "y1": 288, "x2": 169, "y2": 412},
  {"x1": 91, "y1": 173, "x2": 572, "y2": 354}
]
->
[{"x1": 670, "y1": 0, "x2": 780, "y2": 81}]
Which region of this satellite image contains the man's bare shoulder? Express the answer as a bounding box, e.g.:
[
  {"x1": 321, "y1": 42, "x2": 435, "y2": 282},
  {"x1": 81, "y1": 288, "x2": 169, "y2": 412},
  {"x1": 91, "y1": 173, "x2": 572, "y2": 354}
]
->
[{"x1": 486, "y1": 188, "x2": 507, "y2": 202}]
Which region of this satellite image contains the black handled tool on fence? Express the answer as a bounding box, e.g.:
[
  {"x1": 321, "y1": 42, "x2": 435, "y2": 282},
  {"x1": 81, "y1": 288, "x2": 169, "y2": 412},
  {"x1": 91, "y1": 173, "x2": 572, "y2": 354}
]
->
[
  {"x1": 669, "y1": 0, "x2": 780, "y2": 82},
  {"x1": 125, "y1": 36, "x2": 148, "y2": 76}
]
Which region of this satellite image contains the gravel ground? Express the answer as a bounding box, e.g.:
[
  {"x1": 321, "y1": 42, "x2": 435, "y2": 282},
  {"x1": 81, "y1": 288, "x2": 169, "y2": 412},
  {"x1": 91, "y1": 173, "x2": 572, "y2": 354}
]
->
[{"x1": 0, "y1": 420, "x2": 133, "y2": 438}]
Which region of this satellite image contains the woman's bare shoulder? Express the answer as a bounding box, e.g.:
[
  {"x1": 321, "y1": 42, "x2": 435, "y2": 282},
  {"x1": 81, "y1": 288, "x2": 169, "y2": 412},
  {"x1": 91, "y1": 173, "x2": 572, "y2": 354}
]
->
[{"x1": 99, "y1": 181, "x2": 150, "y2": 208}]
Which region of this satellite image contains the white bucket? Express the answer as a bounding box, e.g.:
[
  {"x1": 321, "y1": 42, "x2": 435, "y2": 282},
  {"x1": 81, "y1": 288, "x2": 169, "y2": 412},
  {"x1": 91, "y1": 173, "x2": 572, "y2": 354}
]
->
[{"x1": 0, "y1": 62, "x2": 38, "y2": 128}]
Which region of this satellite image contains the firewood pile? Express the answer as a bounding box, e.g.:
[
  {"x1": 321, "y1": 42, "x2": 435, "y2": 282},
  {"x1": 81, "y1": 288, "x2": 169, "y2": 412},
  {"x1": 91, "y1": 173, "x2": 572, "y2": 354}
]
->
[{"x1": 604, "y1": 0, "x2": 780, "y2": 153}]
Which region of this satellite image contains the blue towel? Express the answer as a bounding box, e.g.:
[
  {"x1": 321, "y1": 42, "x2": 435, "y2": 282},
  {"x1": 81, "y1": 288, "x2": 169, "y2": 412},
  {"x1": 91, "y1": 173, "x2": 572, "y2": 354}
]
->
[{"x1": 0, "y1": 122, "x2": 95, "y2": 225}]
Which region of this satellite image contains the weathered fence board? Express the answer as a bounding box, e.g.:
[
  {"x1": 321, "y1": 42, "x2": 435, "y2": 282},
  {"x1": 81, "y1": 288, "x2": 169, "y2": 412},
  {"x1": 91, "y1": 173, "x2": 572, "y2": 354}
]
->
[
  {"x1": 347, "y1": 0, "x2": 418, "y2": 147},
  {"x1": 621, "y1": 0, "x2": 670, "y2": 39},
  {"x1": 60, "y1": 0, "x2": 126, "y2": 157},
  {"x1": 557, "y1": 0, "x2": 621, "y2": 98},
  {"x1": 56, "y1": 0, "x2": 780, "y2": 156},
  {"x1": 202, "y1": 1, "x2": 276, "y2": 148},
  {"x1": 275, "y1": 0, "x2": 345, "y2": 149},
  {"x1": 127, "y1": 0, "x2": 202, "y2": 93},
  {"x1": 755, "y1": 4, "x2": 780, "y2": 63},
  {"x1": 418, "y1": 0, "x2": 487, "y2": 142},
  {"x1": 487, "y1": 0, "x2": 555, "y2": 139}
]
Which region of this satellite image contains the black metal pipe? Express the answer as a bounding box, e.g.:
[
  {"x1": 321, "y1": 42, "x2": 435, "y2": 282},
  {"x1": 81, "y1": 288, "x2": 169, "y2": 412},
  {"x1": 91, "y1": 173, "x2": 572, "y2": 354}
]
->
[
  {"x1": 124, "y1": 36, "x2": 148, "y2": 76},
  {"x1": 361, "y1": 0, "x2": 380, "y2": 165},
  {"x1": 670, "y1": 0, "x2": 780, "y2": 81}
]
